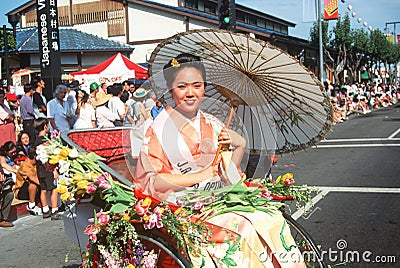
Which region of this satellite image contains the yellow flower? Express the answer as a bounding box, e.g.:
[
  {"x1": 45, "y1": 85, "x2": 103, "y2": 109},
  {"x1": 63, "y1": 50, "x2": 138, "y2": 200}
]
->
[
  {"x1": 90, "y1": 173, "x2": 100, "y2": 180},
  {"x1": 127, "y1": 264, "x2": 135, "y2": 268},
  {"x1": 73, "y1": 173, "x2": 84, "y2": 182},
  {"x1": 142, "y1": 197, "x2": 152, "y2": 207},
  {"x1": 122, "y1": 214, "x2": 130, "y2": 221},
  {"x1": 60, "y1": 192, "x2": 71, "y2": 201},
  {"x1": 57, "y1": 185, "x2": 68, "y2": 194},
  {"x1": 275, "y1": 175, "x2": 282, "y2": 184},
  {"x1": 59, "y1": 179, "x2": 66, "y2": 186},
  {"x1": 77, "y1": 180, "x2": 89, "y2": 189},
  {"x1": 48, "y1": 155, "x2": 59, "y2": 165},
  {"x1": 143, "y1": 214, "x2": 149, "y2": 222},
  {"x1": 282, "y1": 173, "x2": 293, "y2": 180},
  {"x1": 76, "y1": 189, "x2": 87, "y2": 196},
  {"x1": 59, "y1": 147, "x2": 71, "y2": 158},
  {"x1": 171, "y1": 58, "x2": 180, "y2": 68},
  {"x1": 180, "y1": 222, "x2": 189, "y2": 231},
  {"x1": 174, "y1": 207, "x2": 187, "y2": 217}
]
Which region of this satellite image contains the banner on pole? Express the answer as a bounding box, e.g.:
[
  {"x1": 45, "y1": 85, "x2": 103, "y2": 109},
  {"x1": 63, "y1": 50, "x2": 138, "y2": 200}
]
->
[
  {"x1": 303, "y1": 0, "x2": 317, "y2": 22},
  {"x1": 324, "y1": 0, "x2": 338, "y2": 20},
  {"x1": 36, "y1": 0, "x2": 62, "y2": 100}
]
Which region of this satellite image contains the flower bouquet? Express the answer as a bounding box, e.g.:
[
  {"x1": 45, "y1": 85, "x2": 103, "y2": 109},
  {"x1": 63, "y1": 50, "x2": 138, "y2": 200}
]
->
[{"x1": 40, "y1": 132, "x2": 318, "y2": 267}]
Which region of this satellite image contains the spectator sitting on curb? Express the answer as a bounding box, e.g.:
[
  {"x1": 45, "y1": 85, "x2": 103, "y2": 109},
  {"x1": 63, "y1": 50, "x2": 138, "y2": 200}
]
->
[
  {"x1": 0, "y1": 170, "x2": 14, "y2": 227},
  {"x1": 14, "y1": 147, "x2": 42, "y2": 216},
  {"x1": 0, "y1": 141, "x2": 20, "y2": 182}
]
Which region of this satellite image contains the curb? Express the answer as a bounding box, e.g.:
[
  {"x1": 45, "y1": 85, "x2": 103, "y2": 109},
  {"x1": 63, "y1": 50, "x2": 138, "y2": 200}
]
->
[{"x1": 9, "y1": 201, "x2": 30, "y2": 221}]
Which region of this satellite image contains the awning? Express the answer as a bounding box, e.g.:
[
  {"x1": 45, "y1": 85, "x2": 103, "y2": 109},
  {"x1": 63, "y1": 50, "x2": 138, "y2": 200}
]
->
[{"x1": 360, "y1": 71, "x2": 369, "y2": 80}]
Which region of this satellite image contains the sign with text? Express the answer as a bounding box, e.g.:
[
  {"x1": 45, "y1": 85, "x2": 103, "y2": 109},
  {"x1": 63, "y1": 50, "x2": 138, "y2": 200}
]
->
[
  {"x1": 36, "y1": 0, "x2": 61, "y2": 100},
  {"x1": 324, "y1": 0, "x2": 338, "y2": 20}
]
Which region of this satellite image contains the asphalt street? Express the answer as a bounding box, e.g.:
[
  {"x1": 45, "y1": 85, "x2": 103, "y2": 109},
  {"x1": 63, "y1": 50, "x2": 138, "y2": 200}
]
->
[
  {"x1": 0, "y1": 103, "x2": 399, "y2": 267},
  {"x1": 274, "y1": 103, "x2": 400, "y2": 267}
]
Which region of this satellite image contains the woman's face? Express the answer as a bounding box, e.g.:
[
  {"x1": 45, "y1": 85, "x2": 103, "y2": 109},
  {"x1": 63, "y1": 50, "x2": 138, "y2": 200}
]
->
[
  {"x1": 20, "y1": 133, "x2": 30, "y2": 146},
  {"x1": 171, "y1": 67, "x2": 205, "y2": 118}
]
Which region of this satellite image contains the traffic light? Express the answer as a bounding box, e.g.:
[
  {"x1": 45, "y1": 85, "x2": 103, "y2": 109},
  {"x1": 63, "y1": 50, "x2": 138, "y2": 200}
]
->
[{"x1": 218, "y1": 0, "x2": 235, "y2": 30}]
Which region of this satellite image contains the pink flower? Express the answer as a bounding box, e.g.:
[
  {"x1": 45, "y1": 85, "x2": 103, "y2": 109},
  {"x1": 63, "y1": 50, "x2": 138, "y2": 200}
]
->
[
  {"x1": 94, "y1": 174, "x2": 111, "y2": 189},
  {"x1": 87, "y1": 183, "x2": 97, "y2": 193},
  {"x1": 135, "y1": 198, "x2": 151, "y2": 216},
  {"x1": 50, "y1": 130, "x2": 60, "y2": 140},
  {"x1": 261, "y1": 189, "x2": 273, "y2": 200},
  {"x1": 193, "y1": 201, "x2": 204, "y2": 211},
  {"x1": 97, "y1": 212, "x2": 110, "y2": 225},
  {"x1": 144, "y1": 207, "x2": 163, "y2": 229},
  {"x1": 98, "y1": 180, "x2": 111, "y2": 190},
  {"x1": 141, "y1": 252, "x2": 158, "y2": 268},
  {"x1": 84, "y1": 224, "x2": 102, "y2": 242},
  {"x1": 88, "y1": 211, "x2": 110, "y2": 226},
  {"x1": 283, "y1": 178, "x2": 295, "y2": 186}
]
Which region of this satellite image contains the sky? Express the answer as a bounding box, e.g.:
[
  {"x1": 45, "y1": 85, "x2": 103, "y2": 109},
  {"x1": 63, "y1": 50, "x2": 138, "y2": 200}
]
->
[{"x1": 0, "y1": 0, "x2": 399, "y2": 40}]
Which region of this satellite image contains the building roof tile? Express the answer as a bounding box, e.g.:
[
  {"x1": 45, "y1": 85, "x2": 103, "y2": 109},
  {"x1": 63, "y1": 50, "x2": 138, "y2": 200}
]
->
[{"x1": 13, "y1": 27, "x2": 133, "y2": 52}]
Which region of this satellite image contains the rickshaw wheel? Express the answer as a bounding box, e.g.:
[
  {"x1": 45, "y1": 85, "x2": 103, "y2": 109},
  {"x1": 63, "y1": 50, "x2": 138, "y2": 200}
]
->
[
  {"x1": 283, "y1": 213, "x2": 326, "y2": 268},
  {"x1": 137, "y1": 231, "x2": 191, "y2": 268}
]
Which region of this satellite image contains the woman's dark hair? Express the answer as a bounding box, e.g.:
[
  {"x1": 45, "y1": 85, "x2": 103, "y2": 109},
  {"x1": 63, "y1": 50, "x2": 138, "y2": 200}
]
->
[
  {"x1": 163, "y1": 53, "x2": 206, "y2": 89},
  {"x1": 17, "y1": 131, "x2": 30, "y2": 146},
  {"x1": 34, "y1": 117, "x2": 49, "y2": 132},
  {"x1": 1, "y1": 141, "x2": 16, "y2": 155},
  {"x1": 78, "y1": 90, "x2": 89, "y2": 103},
  {"x1": 120, "y1": 90, "x2": 130, "y2": 103}
]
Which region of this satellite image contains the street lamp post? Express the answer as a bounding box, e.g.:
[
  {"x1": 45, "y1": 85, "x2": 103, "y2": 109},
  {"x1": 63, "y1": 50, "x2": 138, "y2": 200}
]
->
[
  {"x1": 385, "y1": 21, "x2": 400, "y2": 86},
  {"x1": 8, "y1": 14, "x2": 20, "y2": 38},
  {"x1": 2, "y1": 25, "x2": 10, "y2": 91}
]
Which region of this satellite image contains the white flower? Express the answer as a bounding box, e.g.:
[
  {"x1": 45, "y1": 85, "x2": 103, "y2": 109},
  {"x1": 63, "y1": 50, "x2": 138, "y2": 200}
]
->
[
  {"x1": 68, "y1": 147, "x2": 79, "y2": 158},
  {"x1": 58, "y1": 159, "x2": 70, "y2": 175}
]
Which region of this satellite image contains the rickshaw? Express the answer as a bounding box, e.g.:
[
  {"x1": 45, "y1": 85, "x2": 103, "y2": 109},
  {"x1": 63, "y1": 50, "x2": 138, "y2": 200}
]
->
[{"x1": 61, "y1": 127, "x2": 326, "y2": 267}]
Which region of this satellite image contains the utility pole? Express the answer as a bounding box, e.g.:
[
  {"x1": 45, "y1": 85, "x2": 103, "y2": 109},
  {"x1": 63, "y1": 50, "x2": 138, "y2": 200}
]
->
[
  {"x1": 318, "y1": 0, "x2": 324, "y2": 83},
  {"x1": 385, "y1": 21, "x2": 400, "y2": 86}
]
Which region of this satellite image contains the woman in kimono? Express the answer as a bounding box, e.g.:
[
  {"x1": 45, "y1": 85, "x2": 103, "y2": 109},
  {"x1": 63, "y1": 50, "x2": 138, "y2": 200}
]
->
[{"x1": 135, "y1": 53, "x2": 305, "y2": 267}]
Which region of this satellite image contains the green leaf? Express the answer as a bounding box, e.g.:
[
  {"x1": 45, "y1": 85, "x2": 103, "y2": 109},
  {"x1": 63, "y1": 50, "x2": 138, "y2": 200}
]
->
[
  {"x1": 110, "y1": 203, "x2": 129, "y2": 214},
  {"x1": 226, "y1": 243, "x2": 240, "y2": 254},
  {"x1": 221, "y1": 257, "x2": 237, "y2": 267}
]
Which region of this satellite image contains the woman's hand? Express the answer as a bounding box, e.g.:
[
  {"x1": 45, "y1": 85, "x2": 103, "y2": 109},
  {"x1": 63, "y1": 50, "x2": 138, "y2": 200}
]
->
[{"x1": 217, "y1": 128, "x2": 231, "y2": 151}]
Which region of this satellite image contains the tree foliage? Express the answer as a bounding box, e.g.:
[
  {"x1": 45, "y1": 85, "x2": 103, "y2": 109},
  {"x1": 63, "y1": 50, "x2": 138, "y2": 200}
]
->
[
  {"x1": 0, "y1": 29, "x2": 16, "y2": 50},
  {"x1": 309, "y1": 12, "x2": 400, "y2": 84}
]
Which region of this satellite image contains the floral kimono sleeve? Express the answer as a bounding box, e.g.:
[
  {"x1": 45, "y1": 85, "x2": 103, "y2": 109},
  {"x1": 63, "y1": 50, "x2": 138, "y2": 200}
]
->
[{"x1": 134, "y1": 126, "x2": 173, "y2": 200}]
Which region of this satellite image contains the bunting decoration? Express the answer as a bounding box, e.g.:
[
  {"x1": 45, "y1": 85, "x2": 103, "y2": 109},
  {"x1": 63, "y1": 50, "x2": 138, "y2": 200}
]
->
[{"x1": 341, "y1": 0, "x2": 374, "y2": 32}]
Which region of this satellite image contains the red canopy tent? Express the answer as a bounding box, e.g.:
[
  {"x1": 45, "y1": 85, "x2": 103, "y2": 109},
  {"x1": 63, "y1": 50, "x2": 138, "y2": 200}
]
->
[{"x1": 71, "y1": 53, "x2": 148, "y2": 91}]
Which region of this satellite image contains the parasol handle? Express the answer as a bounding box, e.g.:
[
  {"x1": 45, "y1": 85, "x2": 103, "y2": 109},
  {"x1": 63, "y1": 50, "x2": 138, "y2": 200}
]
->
[{"x1": 212, "y1": 106, "x2": 236, "y2": 166}]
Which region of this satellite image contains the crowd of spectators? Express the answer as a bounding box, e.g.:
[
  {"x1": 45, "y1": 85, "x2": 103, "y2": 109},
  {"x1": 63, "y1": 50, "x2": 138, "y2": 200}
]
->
[
  {"x1": 1, "y1": 75, "x2": 397, "y2": 228},
  {"x1": 0, "y1": 76, "x2": 164, "y2": 227},
  {"x1": 325, "y1": 81, "x2": 399, "y2": 124}
]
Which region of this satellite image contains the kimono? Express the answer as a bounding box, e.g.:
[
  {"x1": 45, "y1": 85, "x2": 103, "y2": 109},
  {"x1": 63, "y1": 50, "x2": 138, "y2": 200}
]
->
[{"x1": 135, "y1": 107, "x2": 305, "y2": 267}]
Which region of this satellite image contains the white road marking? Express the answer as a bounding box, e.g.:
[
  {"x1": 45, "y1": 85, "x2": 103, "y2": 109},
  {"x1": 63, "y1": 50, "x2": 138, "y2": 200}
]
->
[
  {"x1": 316, "y1": 186, "x2": 400, "y2": 193},
  {"x1": 321, "y1": 138, "x2": 400, "y2": 142},
  {"x1": 388, "y1": 128, "x2": 400, "y2": 139},
  {"x1": 313, "y1": 143, "x2": 400, "y2": 148},
  {"x1": 291, "y1": 186, "x2": 400, "y2": 220},
  {"x1": 291, "y1": 190, "x2": 327, "y2": 220}
]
